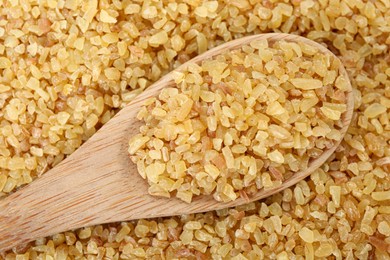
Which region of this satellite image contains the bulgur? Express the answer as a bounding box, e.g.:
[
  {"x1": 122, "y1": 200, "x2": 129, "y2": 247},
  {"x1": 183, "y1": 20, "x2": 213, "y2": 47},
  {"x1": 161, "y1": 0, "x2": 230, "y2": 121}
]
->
[{"x1": 0, "y1": 0, "x2": 389, "y2": 259}]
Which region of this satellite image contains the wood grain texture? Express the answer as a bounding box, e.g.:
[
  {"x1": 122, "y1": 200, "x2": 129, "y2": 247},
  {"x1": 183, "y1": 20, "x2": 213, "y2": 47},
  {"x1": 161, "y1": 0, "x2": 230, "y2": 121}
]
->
[{"x1": 0, "y1": 33, "x2": 354, "y2": 251}]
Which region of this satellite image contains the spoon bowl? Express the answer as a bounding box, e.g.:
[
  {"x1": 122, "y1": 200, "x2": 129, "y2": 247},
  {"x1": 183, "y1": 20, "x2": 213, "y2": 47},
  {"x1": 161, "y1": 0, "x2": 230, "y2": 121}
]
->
[{"x1": 0, "y1": 33, "x2": 354, "y2": 251}]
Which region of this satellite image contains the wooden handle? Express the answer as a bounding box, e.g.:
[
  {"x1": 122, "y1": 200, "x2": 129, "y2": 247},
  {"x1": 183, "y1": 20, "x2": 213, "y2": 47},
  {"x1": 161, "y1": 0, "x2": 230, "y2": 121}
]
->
[
  {"x1": 0, "y1": 96, "x2": 145, "y2": 248},
  {"x1": 0, "y1": 129, "x2": 130, "y2": 248}
]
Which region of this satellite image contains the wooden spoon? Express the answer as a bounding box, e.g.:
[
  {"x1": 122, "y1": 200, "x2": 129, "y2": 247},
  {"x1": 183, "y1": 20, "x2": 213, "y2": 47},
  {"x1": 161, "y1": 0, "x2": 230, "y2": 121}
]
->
[{"x1": 0, "y1": 33, "x2": 354, "y2": 251}]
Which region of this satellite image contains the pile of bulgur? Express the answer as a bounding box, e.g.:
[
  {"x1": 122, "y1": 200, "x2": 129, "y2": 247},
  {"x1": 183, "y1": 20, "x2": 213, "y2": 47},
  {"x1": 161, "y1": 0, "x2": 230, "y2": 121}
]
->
[
  {"x1": 129, "y1": 39, "x2": 350, "y2": 203},
  {"x1": 0, "y1": 0, "x2": 389, "y2": 259}
]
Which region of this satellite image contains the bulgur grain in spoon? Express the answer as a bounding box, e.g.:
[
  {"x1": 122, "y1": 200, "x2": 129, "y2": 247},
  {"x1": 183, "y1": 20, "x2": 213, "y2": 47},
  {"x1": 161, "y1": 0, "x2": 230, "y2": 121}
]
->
[{"x1": 128, "y1": 36, "x2": 353, "y2": 203}]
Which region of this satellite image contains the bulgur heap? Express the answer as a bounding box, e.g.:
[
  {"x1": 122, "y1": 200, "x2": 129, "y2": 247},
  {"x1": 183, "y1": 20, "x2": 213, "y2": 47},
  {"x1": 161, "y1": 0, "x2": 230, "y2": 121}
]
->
[{"x1": 129, "y1": 39, "x2": 350, "y2": 203}]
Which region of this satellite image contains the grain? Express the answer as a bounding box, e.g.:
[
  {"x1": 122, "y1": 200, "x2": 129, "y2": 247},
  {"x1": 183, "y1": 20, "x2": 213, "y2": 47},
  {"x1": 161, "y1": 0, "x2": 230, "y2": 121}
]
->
[
  {"x1": 290, "y1": 78, "x2": 323, "y2": 90},
  {"x1": 0, "y1": 57, "x2": 11, "y2": 69},
  {"x1": 372, "y1": 191, "x2": 390, "y2": 201},
  {"x1": 364, "y1": 103, "x2": 387, "y2": 118},
  {"x1": 99, "y1": 10, "x2": 117, "y2": 23},
  {"x1": 149, "y1": 31, "x2": 169, "y2": 47}
]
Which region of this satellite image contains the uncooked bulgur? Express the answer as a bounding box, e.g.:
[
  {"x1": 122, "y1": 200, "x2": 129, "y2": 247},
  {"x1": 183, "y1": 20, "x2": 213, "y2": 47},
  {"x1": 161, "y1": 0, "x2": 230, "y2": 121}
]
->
[
  {"x1": 128, "y1": 39, "x2": 350, "y2": 203},
  {"x1": 0, "y1": 0, "x2": 389, "y2": 259}
]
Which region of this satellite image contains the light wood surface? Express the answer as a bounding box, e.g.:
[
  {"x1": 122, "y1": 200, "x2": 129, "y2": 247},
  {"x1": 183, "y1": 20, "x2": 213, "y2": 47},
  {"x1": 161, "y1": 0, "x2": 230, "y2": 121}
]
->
[{"x1": 0, "y1": 33, "x2": 354, "y2": 251}]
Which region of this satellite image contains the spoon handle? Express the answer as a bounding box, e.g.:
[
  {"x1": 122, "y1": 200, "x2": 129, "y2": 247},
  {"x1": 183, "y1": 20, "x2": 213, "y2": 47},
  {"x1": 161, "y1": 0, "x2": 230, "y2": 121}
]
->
[
  {"x1": 0, "y1": 102, "x2": 143, "y2": 251},
  {"x1": 0, "y1": 137, "x2": 120, "y2": 250}
]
